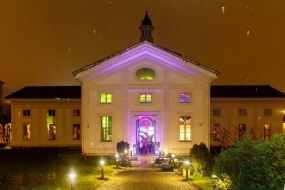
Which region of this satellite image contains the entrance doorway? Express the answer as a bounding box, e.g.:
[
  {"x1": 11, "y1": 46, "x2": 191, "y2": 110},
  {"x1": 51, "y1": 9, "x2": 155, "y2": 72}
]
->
[{"x1": 136, "y1": 116, "x2": 156, "y2": 155}]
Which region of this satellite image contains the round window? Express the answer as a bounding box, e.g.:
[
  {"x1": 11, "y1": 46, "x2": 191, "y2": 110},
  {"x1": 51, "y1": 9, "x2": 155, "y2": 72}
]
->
[{"x1": 136, "y1": 68, "x2": 155, "y2": 80}]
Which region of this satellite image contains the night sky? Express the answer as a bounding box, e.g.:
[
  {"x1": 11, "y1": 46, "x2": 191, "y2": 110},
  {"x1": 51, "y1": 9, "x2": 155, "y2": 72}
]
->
[{"x1": 1, "y1": 0, "x2": 285, "y2": 96}]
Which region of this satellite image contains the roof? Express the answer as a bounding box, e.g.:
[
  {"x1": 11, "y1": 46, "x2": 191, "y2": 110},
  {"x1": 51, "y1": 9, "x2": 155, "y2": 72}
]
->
[
  {"x1": 4, "y1": 85, "x2": 285, "y2": 99},
  {"x1": 72, "y1": 41, "x2": 219, "y2": 77},
  {"x1": 211, "y1": 85, "x2": 285, "y2": 98},
  {"x1": 5, "y1": 86, "x2": 81, "y2": 99}
]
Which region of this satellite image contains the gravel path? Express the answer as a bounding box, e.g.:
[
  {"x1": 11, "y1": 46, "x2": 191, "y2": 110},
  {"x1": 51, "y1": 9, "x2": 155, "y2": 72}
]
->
[{"x1": 96, "y1": 165, "x2": 196, "y2": 190}]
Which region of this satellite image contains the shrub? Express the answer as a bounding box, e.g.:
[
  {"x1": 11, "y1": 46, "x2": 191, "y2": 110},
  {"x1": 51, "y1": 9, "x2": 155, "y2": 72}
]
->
[
  {"x1": 116, "y1": 140, "x2": 130, "y2": 153},
  {"x1": 214, "y1": 134, "x2": 285, "y2": 190},
  {"x1": 189, "y1": 142, "x2": 214, "y2": 176}
]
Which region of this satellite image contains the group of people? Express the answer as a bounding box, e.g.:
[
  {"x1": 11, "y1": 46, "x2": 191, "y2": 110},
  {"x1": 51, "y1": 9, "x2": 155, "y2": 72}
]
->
[{"x1": 139, "y1": 141, "x2": 154, "y2": 155}]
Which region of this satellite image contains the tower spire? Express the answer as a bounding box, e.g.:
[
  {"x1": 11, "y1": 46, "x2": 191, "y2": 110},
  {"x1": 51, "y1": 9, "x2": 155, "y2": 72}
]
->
[{"x1": 139, "y1": 12, "x2": 154, "y2": 43}]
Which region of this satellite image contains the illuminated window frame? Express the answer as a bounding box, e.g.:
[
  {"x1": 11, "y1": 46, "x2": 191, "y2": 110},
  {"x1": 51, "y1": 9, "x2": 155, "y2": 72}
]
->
[
  {"x1": 73, "y1": 124, "x2": 80, "y2": 140},
  {"x1": 48, "y1": 124, "x2": 56, "y2": 140},
  {"x1": 100, "y1": 93, "x2": 112, "y2": 104},
  {"x1": 101, "y1": 116, "x2": 112, "y2": 142},
  {"x1": 264, "y1": 124, "x2": 271, "y2": 139},
  {"x1": 179, "y1": 116, "x2": 191, "y2": 141},
  {"x1": 140, "y1": 93, "x2": 152, "y2": 103},
  {"x1": 73, "y1": 110, "x2": 80, "y2": 116},
  {"x1": 212, "y1": 124, "x2": 221, "y2": 140},
  {"x1": 238, "y1": 124, "x2": 246, "y2": 140},
  {"x1": 179, "y1": 93, "x2": 191, "y2": 103},
  {"x1": 23, "y1": 124, "x2": 31, "y2": 140}
]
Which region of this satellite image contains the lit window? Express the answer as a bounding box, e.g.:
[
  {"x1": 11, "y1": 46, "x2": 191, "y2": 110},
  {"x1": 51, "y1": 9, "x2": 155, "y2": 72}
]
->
[
  {"x1": 213, "y1": 109, "x2": 221, "y2": 116},
  {"x1": 101, "y1": 116, "x2": 112, "y2": 141},
  {"x1": 212, "y1": 124, "x2": 220, "y2": 140},
  {"x1": 140, "y1": 93, "x2": 152, "y2": 103},
  {"x1": 23, "y1": 124, "x2": 31, "y2": 140},
  {"x1": 238, "y1": 124, "x2": 246, "y2": 140},
  {"x1": 264, "y1": 124, "x2": 271, "y2": 139},
  {"x1": 100, "y1": 93, "x2": 112, "y2": 104},
  {"x1": 48, "y1": 110, "x2": 56, "y2": 116},
  {"x1": 48, "y1": 124, "x2": 56, "y2": 140},
  {"x1": 136, "y1": 68, "x2": 155, "y2": 80},
  {"x1": 180, "y1": 93, "x2": 191, "y2": 103},
  {"x1": 264, "y1": 109, "x2": 272, "y2": 116},
  {"x1": 23, "y1": 110, "x2": 30, "y2": 116},
  {"x1": 179, "y1": 116, "x2": 191, "y2": 141},
  {"x1": 239, "y1": 109, "x2": 246, "y2": 116},
  {"x1": 73, "y1": 124, "x2": 80, "y2": 140},
  {"x1": 73, "y1": 110, "x2": 80, "y2": 116}
]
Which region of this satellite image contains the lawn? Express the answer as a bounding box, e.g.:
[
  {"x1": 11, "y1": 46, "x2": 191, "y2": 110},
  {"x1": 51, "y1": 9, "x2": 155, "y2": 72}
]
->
[
  {"x1": 0, "y1": 148, "x2": 115, "y2": 190},
  {"x1": 190, "y1": 175, "x2": 213, "y2": 190}
]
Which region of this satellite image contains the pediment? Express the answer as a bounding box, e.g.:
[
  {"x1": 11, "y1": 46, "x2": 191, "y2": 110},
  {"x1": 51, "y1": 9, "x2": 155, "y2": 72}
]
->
[
  {"x1": 97, "y1": 72, "x2": 123, "y2": 84},
  {"x1": 73, "y1": 41, "x2": 218, "y2": 84},
  {"x1": 168, "y1": 72, "x2": 195, "y2": 84}
]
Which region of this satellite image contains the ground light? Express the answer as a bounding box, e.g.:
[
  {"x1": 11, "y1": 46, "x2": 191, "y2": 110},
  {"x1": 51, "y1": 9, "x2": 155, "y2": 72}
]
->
[
  {"x1": 69, "y1": 172, "x2": 76, "y2": 190},
  {"x1": 100, "y1": 160, "x2": 105, "y2": 179},
  {"x1": 185, "y1": 161, "x2": 190, "y2": 181},
  {"x1": 115, "y1": 153, "x2": 119, "y2": 169},
  {"x1": 171, "y1": 153, "x2": 175, "y2": 164}
]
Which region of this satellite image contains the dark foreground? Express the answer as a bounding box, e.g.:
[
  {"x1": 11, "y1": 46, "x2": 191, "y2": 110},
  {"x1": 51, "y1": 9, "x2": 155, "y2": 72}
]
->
[{"x1": 0, "y1": 147, "x2": 113, "y2": 189}]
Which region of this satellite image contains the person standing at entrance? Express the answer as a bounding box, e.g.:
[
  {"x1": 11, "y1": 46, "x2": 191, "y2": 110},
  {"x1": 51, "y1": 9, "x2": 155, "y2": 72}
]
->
[{"x1": 139, "y1": 141, "x2": 144, "y2": 155}]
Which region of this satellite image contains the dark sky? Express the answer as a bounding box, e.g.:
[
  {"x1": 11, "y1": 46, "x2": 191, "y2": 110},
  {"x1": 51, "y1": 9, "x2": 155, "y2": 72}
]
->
[{"x1": 1, "y1": 0, "x2": 285, "y2": 95}]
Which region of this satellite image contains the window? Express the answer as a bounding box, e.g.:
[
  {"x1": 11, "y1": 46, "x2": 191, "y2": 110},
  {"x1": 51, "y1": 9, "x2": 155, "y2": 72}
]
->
[
  {"x1": 239, "y1": 109, "x2": 246, "y2": 116},
  {"x1": 23, "y1": 110, "x2": 30, "y2": 116},
  {"x1": 264, "y1": 109, "x2": 272, "y2": 116},
  {"x1": 264, "y1": 124, "x2": 271, "y2": 139},
  {"x1": 100, "y1": 93, "x2": 112, "y2": 104},
  {"x1": 73, "y1": 124, "x2": 80, "y2": 140},
  {"x1": 48, "y1": 124, "x2": 56, "y2": 140},
  {"x1": 180, "y1": 93, "x2": 191, "y2": 103},
  {"x1": 212, "y1": 124, "x2": 220, "y2": 140},
  {"x1": 140, "y1": 93, "x2": 152, "y2": 103},
  {"x1": 213, "y1": 109, "x2": 221, "y2": 116},
  {"x1": 238, "y1": 124, "x2": 246, "y2": 140},
  {"x1": 48, "y1": 110, "x2": 56, "y2": 116},
  {"x1": 179, "y1": 116, "x2": 191, "y2": 141},
  {"x1": 101, "y1": 116, "x2": 112, "y2": 141},
  {"x1": 136, "y1": 68, "x2": 155, "y2": 80},
  {"x1": 73, "y1": 110, "x2": 80, "y2": 116},
  {"x1": 23, "y1": 124, "x2": 31, "y2": 140}
]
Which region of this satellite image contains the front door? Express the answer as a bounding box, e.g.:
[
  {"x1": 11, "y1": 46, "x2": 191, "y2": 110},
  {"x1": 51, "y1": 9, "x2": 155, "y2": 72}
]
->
[{"x1": 136, "y1": 116, "x2": 155, "y2": 155}]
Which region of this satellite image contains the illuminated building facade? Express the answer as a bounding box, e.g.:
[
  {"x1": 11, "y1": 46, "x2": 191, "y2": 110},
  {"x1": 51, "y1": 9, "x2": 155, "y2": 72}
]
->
[{"x1": 5, "y1": 13, "x2": 285, "y2": 155}]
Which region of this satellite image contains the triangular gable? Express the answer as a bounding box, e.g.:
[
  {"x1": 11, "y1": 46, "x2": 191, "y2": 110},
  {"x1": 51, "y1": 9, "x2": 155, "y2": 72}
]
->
[{"x1": 73, "y1": 41, "x2": 219, "y2": 84}]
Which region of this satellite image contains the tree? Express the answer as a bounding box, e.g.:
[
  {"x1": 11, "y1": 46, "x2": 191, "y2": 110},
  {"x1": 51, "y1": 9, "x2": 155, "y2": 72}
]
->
[
  {"x1": 211, "y1": 126, "x2": 262, "y2": 151},
  {"x1": 189, "y1": 142, "x2": 214, "y2": 176},
  {"x1": 214, "y1": 134, "x2": 285, "y2": 190},
  {"x1": 0, "y1": 100, "x2": 11, "y2": 143}
]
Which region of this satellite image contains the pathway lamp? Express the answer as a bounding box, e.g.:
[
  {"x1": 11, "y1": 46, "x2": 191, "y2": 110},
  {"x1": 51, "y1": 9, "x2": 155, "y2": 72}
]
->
[
  {"x1": 69, "y1": 172, "x2": 76, "y2": 190},
  {"x1": 171, "y1": 153, "x2": 175, "y2": 164},
  {"x1": 100, "y1": 160, "x2": 105, "y2": 179},
  {"x1": 185, "y1": 160, "x2": 190, "y2": 181},
  {"x1": 115, "y1": 153, "x2": 119, "y2": 169}
]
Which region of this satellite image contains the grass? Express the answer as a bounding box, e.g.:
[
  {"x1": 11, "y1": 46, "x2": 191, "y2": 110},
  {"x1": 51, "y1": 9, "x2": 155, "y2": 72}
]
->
[
  {"x1": 0, "y1": 148, "x2": 116, "y2": 190},
  {"x1": 0, "y1": 148, "x2": 214, "y2": 189},
  {"x1": 190, "y1": 175, "x2": 213, "y2": 190}
]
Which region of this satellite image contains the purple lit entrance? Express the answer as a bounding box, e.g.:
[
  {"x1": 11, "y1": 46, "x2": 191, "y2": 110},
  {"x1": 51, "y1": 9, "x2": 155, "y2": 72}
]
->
[{"x1": 136, "y1": 116, "x2": 156, "y2": 155}]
